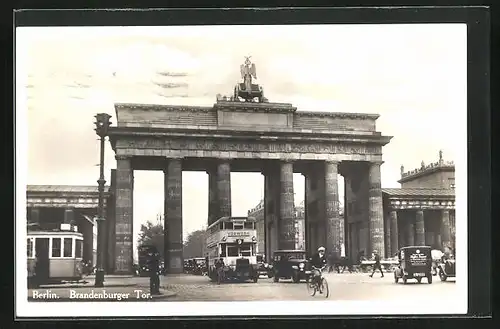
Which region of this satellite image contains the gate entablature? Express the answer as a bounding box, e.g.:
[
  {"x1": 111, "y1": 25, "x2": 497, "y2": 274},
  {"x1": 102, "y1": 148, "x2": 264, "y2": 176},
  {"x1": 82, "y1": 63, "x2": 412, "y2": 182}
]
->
[
  {"x1": 108, "y1": 102, "x2": 392, "y2": 163},
  {"x1": 112, "y1": 101, "x2": 382, "y2": 134}
]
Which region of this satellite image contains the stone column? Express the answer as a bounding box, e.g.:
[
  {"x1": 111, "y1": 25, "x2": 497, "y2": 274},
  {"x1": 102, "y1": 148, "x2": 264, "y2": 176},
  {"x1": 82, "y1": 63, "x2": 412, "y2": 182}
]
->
[
  {"x1": 368, "y1": 162, "x2": 385, "y2": 256},
  {"x1": 217, "y1": 161, "x2": 232, "y2": 218},
  {"x1": 165, "y1": 158, "x2": 183, "y2": 274},
  {"x1": 407, "y1": 219, "x2": 415, "y2": 246},
  {"x1": 390, "y1": 210, "x2": 399, "y2": 255},
  {"x1": 64, "y1": 208, "x2": 75, "y2": 225},
  {"x1": 114, "y1": 155, "x2": 134, "y2": 274},
  {"x1": 415, "y1": 210, "x2": 426, "y2": 246},
  {"x1": 106, "y1": 169, "x2": 116, "y2": 273},
  {"x1": 384, "y1": 214, "x2": 391, "y2": 258},
  {"x1": 324, "y1": 161, "x2": 341, "y2": 255},
  {"x1": 163, "y1": 168, "x2": 169, "y2": 269},
  {"x1": 279, "y1": 160, "x2": 295, "y2": 250},
  {"x1": 29, "y1": 208, "x2": 40, "y2": 224},
  {"x1": 440, "y1": 209, "x2": 452, "y2": 249},
  {"x1": 207, "y1": 165, "x2": 219, "y2": 225},
  {"x1": 264, "y1": 164, "x2": 280, "y2": 259},
  {"x1": 303, "y1": 173, "x2": 311, "y2": 256}
]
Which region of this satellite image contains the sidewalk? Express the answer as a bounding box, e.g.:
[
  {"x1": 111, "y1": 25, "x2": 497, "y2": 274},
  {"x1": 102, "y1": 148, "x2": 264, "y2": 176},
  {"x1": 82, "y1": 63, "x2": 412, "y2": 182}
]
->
[{"x1": 28, "y1": 276, "x2": 177, "y2": 302}]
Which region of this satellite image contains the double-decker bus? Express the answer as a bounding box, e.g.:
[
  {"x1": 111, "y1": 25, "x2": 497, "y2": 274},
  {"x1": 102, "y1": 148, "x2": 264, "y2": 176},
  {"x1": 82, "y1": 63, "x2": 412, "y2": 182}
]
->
[{"x1": 206, "y1": 216, "x2": 259, "y2": 283}]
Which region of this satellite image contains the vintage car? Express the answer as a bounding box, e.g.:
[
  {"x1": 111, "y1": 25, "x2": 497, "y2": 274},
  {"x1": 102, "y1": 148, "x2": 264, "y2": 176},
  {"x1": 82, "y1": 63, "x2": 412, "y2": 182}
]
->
[
  {"x1": 394, "y1": 246, "x2": 433, "y2": 284},
  {"x1": 225, "y1": 257, "x2": 259, "y2": 282},
  {"x1": 256, "y1": 254, "x2": 272, "y2": 278},
  {"x1": 437, "y1": 254, "x2": 456, "y2": 281},
  {"x1": 271, "y1": 250, "x2": 310, "y2": 283}
]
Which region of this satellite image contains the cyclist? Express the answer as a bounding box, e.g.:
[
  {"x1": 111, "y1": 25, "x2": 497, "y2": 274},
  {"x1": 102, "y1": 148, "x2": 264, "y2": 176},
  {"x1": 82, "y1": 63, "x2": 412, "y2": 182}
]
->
[{"x1": 310, "y1": 246, "x2": 327, "y2": 289}]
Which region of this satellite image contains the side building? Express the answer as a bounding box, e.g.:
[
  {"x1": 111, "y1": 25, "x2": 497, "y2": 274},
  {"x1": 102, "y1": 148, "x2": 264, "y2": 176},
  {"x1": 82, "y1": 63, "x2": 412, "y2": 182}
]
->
[
  {"x1": 380, "y1": 151, "x2": 456, "y2": 258},
  {"x1": 26, "y1": 185, "x2": 113, "y2": 271}
]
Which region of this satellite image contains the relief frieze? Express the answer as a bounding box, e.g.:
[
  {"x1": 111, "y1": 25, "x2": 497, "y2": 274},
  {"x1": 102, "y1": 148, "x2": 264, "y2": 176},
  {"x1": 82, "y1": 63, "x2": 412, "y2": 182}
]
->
[{"x1": 116, "y1": 138, "x2": 381, "y2": 154}]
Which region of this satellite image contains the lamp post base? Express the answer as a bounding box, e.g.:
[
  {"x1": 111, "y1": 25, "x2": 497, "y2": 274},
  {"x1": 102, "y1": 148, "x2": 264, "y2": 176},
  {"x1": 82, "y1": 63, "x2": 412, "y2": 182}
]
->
[{"x1": 94, "y1": 269, "x2": 105, "y2": 287}]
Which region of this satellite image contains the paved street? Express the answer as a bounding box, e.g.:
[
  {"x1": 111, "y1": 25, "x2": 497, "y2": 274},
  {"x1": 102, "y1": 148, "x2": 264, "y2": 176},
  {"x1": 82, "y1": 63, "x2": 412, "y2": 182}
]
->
[
  {"x1": 28, "y1": 272, "x2": 458, "y2": 302},
  {"x1": 156, "y1": 272, "x2": 457, "y2": 302}
]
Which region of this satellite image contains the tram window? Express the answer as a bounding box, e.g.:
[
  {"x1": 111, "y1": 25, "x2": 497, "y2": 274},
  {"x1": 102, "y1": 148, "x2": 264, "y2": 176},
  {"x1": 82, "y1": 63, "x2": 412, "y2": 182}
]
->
[
  {"x1": 63, "y1": 238, "x2": 73, "y2": 257},
  {"x1": 27, "y1": 238, "x2": 33, "y2": 258},
  {"x1": 227, "y1": 246, "x2": 239, "y2": 257},
  {"x1": 244, "y1": 222, "x2": 254, "y2": 229},
  {"x1": 75, "y1": 239, "x2": 83, "y2": 258},
  {"x1": 219, "y1": 222, "x2": 223, "y2": 230},
  {"x1": 233, "y1": 222, "x2": 244, "y2": 230},
  {"x1": 220, "y1": 244, "x2": 226, "y2": 257},
  {"x1": 224, "y1": 222, "x2": 233, "y2": 230},
  {"x1": 240, "y1": 245, "x2": 252, "y2": 257},
  {"x1": 51, "y1": 238, "x2": 61, "y2": 257}
]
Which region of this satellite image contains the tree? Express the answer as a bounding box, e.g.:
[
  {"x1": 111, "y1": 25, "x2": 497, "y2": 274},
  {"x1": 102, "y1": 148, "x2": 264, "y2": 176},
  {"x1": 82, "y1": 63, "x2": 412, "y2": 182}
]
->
[
  {"x1": 183, "y1": 229, "x2": 207, "y2": 259},
  {"x1": 137, "y1": 214, "x2": 165, "y2": 260}
]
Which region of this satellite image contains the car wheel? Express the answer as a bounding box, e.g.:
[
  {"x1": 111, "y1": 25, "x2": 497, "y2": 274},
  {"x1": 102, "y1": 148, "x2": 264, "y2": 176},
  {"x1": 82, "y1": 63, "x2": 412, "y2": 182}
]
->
[
  {"x1": 267, "y1": 271, "x2": 273, "y2": 278},
  {"x1": 292, "y1": 273, "x2": 300, "y2": 283},
  {"x1": 427, "y1": 274, "x2": 433, "y2": 284},
  {"x1": 402, "y1": 276, "x2": 407, "y2": 284},
  {"x1": 253, "y1": 276, "x2": 258, "y2": 283},
  {"x1": 417, "y1": 277, "x2": 422, "y2": 284},
  {"x1": 273, "y1": 275, "x2": 279, "y2": 282}
]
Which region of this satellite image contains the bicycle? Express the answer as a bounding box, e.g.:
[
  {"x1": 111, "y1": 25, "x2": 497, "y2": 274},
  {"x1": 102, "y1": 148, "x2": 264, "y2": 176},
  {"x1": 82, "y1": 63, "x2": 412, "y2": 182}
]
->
[{"x1": 307, "y1": 265, "x2": 329, "y2": 298}]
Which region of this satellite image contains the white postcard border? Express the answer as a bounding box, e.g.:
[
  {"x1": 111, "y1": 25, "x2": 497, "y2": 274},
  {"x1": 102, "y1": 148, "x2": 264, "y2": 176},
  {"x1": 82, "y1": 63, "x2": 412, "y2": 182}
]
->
[{"x1": 15, "y1": 24, "x2": 468, "y2": 317}]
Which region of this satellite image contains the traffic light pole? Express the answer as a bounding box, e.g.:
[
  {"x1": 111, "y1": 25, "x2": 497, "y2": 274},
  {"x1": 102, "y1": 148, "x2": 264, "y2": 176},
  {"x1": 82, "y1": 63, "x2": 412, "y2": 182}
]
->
[{"x1": 93, "y1": 113, "x2": 112, "y2": 288}]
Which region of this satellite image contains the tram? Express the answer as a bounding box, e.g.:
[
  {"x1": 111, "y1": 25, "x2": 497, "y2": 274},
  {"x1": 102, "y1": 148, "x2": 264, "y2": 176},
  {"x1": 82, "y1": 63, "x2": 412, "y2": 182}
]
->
[
  {"x1": 206, "y1": 216, "x2": 259, "y2": 283},
  {"x1": 27, "y1": 225, "x2": 84, "y2": 287}
]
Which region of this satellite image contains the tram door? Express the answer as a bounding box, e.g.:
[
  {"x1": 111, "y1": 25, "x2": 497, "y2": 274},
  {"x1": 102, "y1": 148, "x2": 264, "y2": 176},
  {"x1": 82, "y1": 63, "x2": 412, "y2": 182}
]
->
[{"x1": 35, "y1": 238, "x2": 49, "y2": 280}]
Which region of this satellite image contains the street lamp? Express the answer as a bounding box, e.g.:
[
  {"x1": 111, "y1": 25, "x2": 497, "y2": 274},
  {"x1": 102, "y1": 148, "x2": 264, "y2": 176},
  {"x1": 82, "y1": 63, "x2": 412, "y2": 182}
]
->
[{"x1": 94, "y1": 113, "x2": 112, "y2": 287}]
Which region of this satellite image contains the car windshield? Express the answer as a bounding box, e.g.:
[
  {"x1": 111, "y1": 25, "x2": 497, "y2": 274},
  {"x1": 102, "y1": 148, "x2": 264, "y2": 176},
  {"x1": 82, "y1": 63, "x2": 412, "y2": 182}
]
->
[{"x1": 274, "y1": 252, "x2": 306, "y2": 261}]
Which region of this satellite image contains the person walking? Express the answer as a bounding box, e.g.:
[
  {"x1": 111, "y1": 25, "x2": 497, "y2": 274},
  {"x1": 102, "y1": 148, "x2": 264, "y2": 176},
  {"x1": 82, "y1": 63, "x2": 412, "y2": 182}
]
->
[
  {"x1": 148, "y1": 249, "x2": 161, "y2": 295},
  {"x1": 369, "y1": 250, "x2": 384, "y2": 278}
]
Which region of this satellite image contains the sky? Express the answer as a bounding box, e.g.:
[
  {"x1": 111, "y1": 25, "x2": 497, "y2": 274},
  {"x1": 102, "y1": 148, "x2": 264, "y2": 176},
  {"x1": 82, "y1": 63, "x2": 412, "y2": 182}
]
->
[{"x1": 17, "y1": 24, "x2": 467, "y2": 245}]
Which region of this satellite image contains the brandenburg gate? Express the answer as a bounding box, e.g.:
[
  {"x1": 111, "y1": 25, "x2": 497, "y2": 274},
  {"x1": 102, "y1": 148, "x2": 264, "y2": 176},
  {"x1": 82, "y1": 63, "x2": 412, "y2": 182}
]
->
[{"x1": 104, "y1": 59, "x2": 392, "y2": 274}]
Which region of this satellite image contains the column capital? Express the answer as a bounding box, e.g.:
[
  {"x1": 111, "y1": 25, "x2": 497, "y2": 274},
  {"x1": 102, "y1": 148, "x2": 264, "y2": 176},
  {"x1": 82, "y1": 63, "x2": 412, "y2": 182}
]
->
[
  {"x1": 370, "y1": 160, "x2": 385, "y2": 166},
  {"x1": 115, "y1": 155, "x2": 131, "y2": 161}
]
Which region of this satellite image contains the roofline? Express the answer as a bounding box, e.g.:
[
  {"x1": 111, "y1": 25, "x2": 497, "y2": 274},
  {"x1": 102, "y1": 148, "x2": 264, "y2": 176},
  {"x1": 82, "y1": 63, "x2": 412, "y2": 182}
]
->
[{"x1": 397, "y1": 166, "x2": 455, "y2": 184}]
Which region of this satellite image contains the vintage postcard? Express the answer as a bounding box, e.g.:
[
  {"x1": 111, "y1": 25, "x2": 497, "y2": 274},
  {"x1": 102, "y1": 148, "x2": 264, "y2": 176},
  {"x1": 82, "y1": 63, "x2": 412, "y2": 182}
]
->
[{"x1": 15, "y1": 21, "x2": 468, "y2": 317}]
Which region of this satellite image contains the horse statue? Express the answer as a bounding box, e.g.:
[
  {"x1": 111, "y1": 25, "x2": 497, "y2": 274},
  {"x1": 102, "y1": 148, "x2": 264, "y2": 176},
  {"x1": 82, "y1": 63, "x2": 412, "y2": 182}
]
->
[{"x1": 234, "y1": 56, "x2": 267, "y2": 103}]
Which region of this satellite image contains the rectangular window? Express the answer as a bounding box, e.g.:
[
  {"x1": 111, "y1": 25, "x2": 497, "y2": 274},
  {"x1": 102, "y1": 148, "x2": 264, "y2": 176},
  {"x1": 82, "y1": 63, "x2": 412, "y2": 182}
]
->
[
  {"x1": 244, "y1": 222, "x2": 254, "y2": 229},
  {"x1": 51, "y1": 238, "x2": 61, "y2": 257},
  {"x1": 75, "y1": 239, "x2": 83, "y2": 258},
  {"x1": 233, "y1": 222, "x2": 244, "y2": 230},
  {"x1": 240, "y1": 244, "x2": 252, "y2": 257},
  {"x1": 224, "y1": 222, "x2": 233, "y2": 230},
  {"x1": 220, "y1": 244, "x2": 226, "y2": 257},
  {"x1": 63, "y1": 238, "x2": 73, "y2": 257},
  {"x1": 227, "y1": 245, "x2": 239, "y2": 257},
  {"x1": 27, "y1": 238, "x2": 34, "y2": 258}
]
